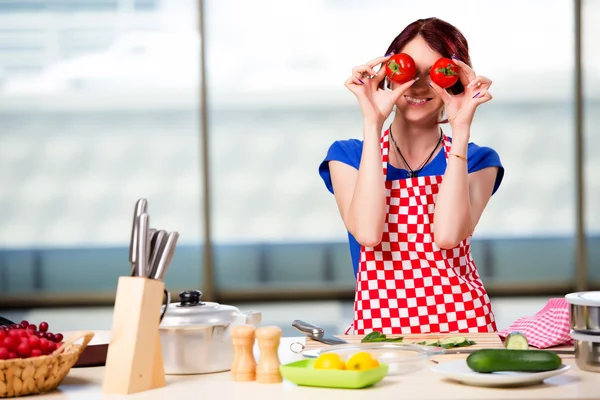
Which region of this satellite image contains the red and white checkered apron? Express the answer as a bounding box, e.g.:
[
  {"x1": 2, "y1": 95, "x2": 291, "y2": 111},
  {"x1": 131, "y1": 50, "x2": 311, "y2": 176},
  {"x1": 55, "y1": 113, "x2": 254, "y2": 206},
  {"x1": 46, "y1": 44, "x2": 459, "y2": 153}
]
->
[{"x1": 346, "y1": 129, "x2": 497, "y2": 335}]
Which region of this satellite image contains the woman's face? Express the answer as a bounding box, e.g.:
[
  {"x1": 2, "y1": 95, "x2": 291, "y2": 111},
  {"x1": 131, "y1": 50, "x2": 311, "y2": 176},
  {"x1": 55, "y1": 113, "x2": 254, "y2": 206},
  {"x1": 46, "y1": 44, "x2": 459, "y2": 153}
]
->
[{"x1": 391, "y1": 35, "x2": 445, "y2": 123}]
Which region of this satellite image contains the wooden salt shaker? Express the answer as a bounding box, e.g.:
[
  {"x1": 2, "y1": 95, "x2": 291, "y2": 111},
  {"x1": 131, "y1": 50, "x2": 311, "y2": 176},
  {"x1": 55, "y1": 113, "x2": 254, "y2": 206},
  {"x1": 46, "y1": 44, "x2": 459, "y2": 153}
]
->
[
  {"x1": 255, "y1": 326, "x2": 283, "y2": 384},
  {"x1": 231, "y1": 324, "x2": 257, "y2": 381}
]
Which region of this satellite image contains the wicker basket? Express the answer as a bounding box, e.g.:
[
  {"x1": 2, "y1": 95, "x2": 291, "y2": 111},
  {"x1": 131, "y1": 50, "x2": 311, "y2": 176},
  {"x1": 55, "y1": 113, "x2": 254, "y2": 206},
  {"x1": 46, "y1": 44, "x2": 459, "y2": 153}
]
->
[{"x1": 0, "y1": 331, "x2": 94, "y2": 398}]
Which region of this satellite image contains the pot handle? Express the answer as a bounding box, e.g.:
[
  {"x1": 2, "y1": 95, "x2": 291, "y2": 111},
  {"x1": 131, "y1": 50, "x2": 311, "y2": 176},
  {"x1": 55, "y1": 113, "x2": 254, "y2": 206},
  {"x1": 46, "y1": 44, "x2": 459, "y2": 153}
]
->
[{"x1": 242, "y1": 310, "x2": 262, "y2": 326}]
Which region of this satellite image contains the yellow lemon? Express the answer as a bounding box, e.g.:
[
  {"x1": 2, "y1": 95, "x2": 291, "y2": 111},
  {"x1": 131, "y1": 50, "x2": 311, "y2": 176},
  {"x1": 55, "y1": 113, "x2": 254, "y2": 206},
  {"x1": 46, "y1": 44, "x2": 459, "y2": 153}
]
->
[
  {"x1": 314, "y1": 353, "x2": 346, "y2": 370},
  {"x1": 346, "y1": 351, "x2": 380, "y2": 371}
]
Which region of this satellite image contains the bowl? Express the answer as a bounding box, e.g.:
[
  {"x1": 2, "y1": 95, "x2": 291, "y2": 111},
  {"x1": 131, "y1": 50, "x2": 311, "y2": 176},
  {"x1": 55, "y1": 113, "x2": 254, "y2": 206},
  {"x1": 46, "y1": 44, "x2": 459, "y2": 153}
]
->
[
  {"x1": 0, "y1": 331, "x2": 93, "y2": 398},
  {"x1": 303, "y1": 342, "x2": 445, "y2": 376},
  {"x1": 570, "y1": 330, "x2": 600, "y2": 373},
  {"x1": 280, "y1": 359, "x2": 388, "y2": 389},
  {"x1": 566, "y1": 291, "x2": 600, "y2": 334}
]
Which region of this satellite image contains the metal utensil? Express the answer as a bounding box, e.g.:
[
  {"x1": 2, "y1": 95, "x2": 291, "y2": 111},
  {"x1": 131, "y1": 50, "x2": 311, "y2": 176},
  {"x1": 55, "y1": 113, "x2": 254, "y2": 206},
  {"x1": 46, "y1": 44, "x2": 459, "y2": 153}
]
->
[
  {"x1": 135, "y1": 213, "x2": 150, "y2": 277},
  {"x1": 292, "y1": 320, "x2": 348, "y2": 345},
  {"x1": 129, "y1": 198, "x2": 148, "y2": 276},
  {"x1": 148, "y1": 230, "x2": 168, "y2": 278},
  {"x1": 152, "y1": 231, "x2": 179, "y2": 281}
]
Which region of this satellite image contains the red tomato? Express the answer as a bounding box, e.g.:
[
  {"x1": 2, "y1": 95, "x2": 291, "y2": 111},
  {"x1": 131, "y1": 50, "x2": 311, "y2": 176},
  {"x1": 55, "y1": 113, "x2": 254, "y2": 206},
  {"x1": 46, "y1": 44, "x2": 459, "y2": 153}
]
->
[
  {"x1": 430, "y1": 58, "x2": 459, "y2": 89},
  {"x1": 385, "y1": 53, "x2": 417, "y2": 84}
]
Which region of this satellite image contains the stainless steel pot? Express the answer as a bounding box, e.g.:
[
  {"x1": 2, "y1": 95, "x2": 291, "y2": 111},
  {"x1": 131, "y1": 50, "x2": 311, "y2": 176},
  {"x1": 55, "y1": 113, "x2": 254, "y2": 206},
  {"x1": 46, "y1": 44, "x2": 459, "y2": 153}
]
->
[
  {"x1": 566, "y1": 291, "x2": 600, "y2": 334},
  {"x1": 159, "y1": 290, "x2": 261, "y2": 375},
  {"x1": 570, "y1": 330, "x2": 600, "y2": 373}
]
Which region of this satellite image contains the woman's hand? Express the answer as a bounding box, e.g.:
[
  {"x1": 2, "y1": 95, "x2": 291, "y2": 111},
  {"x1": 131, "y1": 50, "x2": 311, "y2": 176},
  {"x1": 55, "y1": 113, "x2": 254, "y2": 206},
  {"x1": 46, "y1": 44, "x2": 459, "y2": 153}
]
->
[
  {"x1": 428, "y1": 58, "x2": 493, "y2": 131},
  {"x1": 344, "y1": 55, "x2": 418, "y2": 127}
]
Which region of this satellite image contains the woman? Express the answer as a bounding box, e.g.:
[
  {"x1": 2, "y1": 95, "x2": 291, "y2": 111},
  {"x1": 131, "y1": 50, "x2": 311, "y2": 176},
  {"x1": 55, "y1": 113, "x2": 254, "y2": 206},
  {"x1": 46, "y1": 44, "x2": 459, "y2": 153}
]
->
[{"x1": 318, "y1": 17, "x2": 504, "y2": 335}]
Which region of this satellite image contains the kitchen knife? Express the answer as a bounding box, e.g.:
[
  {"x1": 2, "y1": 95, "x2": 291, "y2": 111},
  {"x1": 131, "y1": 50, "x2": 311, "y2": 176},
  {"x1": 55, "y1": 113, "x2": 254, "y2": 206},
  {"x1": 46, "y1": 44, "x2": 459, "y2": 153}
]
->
[
  {"x1": 440, "y1": 348, "x2": 575, "y2": 355},
  {"x1": 136, "y1": 213, "x2": 150, "y2": 277},
  {"x1": 152, "y1": 231, "x2": 179, "y2": 281},
  {"x1": 148, "y1": 229, "x2": 168, "y2": 278},
  {"x1": 129, "y1": 198, "x2": 148, "y2": 276},
  {"x1": 292, "y1": 320, "x2": 348, "y2": 345}
]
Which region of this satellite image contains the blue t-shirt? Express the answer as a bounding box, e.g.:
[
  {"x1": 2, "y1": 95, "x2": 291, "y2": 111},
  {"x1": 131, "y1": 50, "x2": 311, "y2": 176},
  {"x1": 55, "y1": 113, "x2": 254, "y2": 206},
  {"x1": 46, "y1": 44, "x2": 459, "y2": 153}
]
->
[{"x1": 318, "y1": 136, "x2": 504, "y2": 277}]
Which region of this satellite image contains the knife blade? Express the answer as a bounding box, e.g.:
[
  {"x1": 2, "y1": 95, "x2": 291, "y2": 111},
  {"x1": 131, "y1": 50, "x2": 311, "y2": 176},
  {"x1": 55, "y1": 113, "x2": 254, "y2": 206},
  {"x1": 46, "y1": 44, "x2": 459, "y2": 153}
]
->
[
  {"x1": 129, "y1": 198, "x2": 148, "y2": 276},
  {"x1": 136, "y1": 213, "x2": 150, "y2": 277},
  {"x1": 148, "y1": 229, "x2": 168, "y2": 278},
  {"x1": 440, "y1": 348, "x2": 575, "y2": 355},
  {"x1": 292, "y1": 320, "x2": 348, "y2": 345},
  {"x1": 152, "y1": 231, "x2": 179, "y2": 281}
]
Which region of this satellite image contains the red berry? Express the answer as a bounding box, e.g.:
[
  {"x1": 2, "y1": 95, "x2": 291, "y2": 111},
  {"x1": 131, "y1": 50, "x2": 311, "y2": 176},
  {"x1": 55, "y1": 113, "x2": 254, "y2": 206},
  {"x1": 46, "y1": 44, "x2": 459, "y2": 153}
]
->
[
  {"x1": 46, "y1": 341, "x2": 57, "y2": 354},
  {"x1": 26, "y1": 329, "x2": 37, "y2": 337},
  {"x1": 28, "y1": 335, "x2": 41, "y2": 349},
  {"x1": 38, "y1": 332, "x2": 46, "y2": 339},
  {"x1": 8, "y1": 330, "x2": 21, "y2": 340},
  {"x1": 0, "y1": 347, "x2": 8, "y2": 360},
  {"x1": 27, "y1": 324, "x2": 37, "y2": 332},
  {"x1": 7, "y1": 351, "x2": 17, "y2": 359},
  {"x1": 3, "y1": 337, "x2": 16, "y2": 351},
  {"x1": 20, "y1": 321, "x2": 29, "y2": 329},
  {"x1": 15, "y1": 324, "x2": 23, "y2": 330},
  {"x1": 39, "y1": 338, "x2": 50, "y2": 354},
  {"x1": 54, "y1": 333, "x2": 64, "y2": 343},
  {"x1": 45, "y1": 333, "x2": 55, "y2": 342},
  {"x1": 19, "y1": 329, "x2": 28, "y2": 338},
  {"x1": 17, "y1": 342, "x2": 30, "y2": 357},
  {"x1": 0, "y1": 330, "x2": 6, "y2": 340},
  {"x1": 30, "y1": 348, "x2": 43, "y2": 358},
  {"x1": 38, "y1": 322, "x2": 48, "y2": 333}
]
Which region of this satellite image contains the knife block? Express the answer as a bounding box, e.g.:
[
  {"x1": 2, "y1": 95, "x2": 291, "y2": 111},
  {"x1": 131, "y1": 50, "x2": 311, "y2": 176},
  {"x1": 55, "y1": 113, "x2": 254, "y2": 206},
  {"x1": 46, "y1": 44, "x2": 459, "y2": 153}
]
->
[{"x1": 103, "y1": 276, "x2": 167, "y2": 395}]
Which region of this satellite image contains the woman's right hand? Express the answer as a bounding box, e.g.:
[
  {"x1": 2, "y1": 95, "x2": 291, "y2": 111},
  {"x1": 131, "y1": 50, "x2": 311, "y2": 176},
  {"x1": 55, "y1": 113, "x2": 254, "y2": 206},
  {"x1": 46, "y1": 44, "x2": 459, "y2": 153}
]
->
[{"x1": 344, "y1": 54, "x2": 418, "y2": 127}]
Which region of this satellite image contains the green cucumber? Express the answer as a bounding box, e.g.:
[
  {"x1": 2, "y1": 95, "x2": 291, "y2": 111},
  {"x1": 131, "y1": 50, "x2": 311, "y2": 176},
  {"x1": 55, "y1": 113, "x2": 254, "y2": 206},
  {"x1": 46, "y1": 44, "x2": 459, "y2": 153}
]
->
[
  {"x1": 466, "y1": 349, "x2": 562, "y2": 373},
  {"x1": 505, "y1": 332, "x2": 529, "y2": 350}
]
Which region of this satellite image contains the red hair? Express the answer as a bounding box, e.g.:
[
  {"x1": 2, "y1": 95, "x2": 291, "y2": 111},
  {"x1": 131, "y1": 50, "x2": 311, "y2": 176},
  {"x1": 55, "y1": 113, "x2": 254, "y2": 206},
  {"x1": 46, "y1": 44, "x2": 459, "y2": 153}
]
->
[{"x1": 380, "y1": 17, "x2": 471, "y2": 95}]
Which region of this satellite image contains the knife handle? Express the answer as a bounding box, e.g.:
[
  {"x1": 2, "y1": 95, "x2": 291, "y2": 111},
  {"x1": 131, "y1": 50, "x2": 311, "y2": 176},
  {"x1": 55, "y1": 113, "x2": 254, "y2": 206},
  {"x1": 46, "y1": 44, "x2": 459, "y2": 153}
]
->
[{"x1": 292, "y1": 320, "x2": 324, "y2": 339}]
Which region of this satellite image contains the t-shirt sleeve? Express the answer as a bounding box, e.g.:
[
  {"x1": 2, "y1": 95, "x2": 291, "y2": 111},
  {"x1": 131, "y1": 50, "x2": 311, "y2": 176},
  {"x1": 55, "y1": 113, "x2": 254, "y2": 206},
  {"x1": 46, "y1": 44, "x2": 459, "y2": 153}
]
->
[
  {"x1": 318, "y1": 140, "x2": 362, "y2": 194},
  {"x1": 467, "y1": 144, "x2": 505, "y2": 195}
]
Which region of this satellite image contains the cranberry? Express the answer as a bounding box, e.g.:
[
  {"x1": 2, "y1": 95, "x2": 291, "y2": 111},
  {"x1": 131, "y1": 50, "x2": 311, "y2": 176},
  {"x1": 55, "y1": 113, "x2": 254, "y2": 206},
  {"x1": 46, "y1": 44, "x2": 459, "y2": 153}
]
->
[
  {"x1": 8, "y1": 330, "x2": 21, "y2": 340},
  {"x1": 3, "y1": 337, "x2": 16, "y2": 351},
  {"x1": 39, "y1": 338, "x2": 50, "y2": 354},
  {"x1": 17, "y1": 342, "x2": 30, "y2": 357},
  {"x1": 19, "y1": 329, "x2": 28, "y2": 338},
  {"x1": 7, "y1": 351, "x2": 17, "y2": 359},
  {"x1": 26, "y1": 329, "x2": 37, "y2": 337},
  {"x1": 27, "y1": 324, "x2": 37, "y2": 332},
  {"x1": 0, "y1": 326, "x2": 7, "y2": 331},
  {"x1": 20, "y1": 320, "x2": 29, "y2": 329},
  {"x1": 54, "y1": 333, "x2": 64, "y2": 343},
  {"x1": 38, "y1": 332, "x2": 47, "y2": 339},
  {"x1": 45, "y1": 333, "x2": 55, "y2": 342},
  {"x1": 28, "y1": 335, "x2": 41, "y2": 349},
  {"x1": 0, "y1": 330, "x2": 5, "y2": 340},
  {"x1": 38, "y1": 322, "x2": 48, "y2": 333},
  {"x1": 0, "y1": 347, "x2": 8, "y2": 360},
  {"x1": 30, "y1": 348, "x2": 43, "y2": 358},
  {"x1": 47, "y1": 341, "x2": 57, "y2": 353}
]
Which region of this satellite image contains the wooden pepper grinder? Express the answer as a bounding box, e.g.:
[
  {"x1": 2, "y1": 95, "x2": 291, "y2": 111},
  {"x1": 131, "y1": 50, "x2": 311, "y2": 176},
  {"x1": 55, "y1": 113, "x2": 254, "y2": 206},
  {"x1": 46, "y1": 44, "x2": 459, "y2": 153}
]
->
[
  {"x1": 255, "y1": 326, "x2": 283, "y2": 384},
  {"x1": 231, "y1": 324, "x2": 257, "y2": 381}
]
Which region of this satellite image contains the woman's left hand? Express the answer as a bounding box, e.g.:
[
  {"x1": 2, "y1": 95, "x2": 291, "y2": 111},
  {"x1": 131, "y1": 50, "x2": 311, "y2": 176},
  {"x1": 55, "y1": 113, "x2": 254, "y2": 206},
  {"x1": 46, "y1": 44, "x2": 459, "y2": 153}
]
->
[{"x1": 428, "y1": 58, "x2": 493, "y2": 131}]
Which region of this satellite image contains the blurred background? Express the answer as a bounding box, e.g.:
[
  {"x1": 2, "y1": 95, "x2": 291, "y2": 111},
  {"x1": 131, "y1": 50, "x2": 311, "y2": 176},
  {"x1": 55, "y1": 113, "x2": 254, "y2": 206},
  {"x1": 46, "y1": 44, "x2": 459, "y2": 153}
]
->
[{"x1": 0, "y1": 0, "x2": 598, "y2": 336}]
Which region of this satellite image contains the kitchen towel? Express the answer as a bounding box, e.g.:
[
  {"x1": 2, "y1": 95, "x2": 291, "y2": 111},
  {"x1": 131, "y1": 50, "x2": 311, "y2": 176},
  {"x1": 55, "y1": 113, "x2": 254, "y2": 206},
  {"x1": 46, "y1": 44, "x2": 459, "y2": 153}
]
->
[{"x1": 498, "y1": 298, "x2": 573, "y2": 348}]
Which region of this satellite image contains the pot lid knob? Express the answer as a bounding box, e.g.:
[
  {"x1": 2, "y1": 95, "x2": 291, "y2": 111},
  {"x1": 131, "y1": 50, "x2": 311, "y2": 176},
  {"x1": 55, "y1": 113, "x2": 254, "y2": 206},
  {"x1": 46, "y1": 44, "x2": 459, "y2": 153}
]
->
[{"x1": 178, "y1": 290, "x2": 204, "y2": 307}]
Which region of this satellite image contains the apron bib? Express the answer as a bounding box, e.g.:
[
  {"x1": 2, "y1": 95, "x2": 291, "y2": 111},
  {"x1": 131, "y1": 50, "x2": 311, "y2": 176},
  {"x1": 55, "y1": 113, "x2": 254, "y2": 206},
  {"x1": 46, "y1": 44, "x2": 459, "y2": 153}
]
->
[{"x1": 346, "y1": 130, "x2": 497, "y2": 335}]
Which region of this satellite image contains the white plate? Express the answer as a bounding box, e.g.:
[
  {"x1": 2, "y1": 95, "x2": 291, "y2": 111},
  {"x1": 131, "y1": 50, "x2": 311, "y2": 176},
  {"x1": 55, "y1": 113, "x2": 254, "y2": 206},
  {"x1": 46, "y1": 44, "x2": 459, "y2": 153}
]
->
[{"x1": 431, "y1": 360, "x2": 571, "y2": 387}]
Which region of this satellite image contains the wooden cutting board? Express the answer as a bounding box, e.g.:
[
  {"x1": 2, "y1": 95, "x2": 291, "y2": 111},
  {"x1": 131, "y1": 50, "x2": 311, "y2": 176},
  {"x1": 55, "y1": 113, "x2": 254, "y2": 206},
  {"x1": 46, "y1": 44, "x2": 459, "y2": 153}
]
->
[{"x1": 303, "y1": 332, "x2": 504, "y2": 351}]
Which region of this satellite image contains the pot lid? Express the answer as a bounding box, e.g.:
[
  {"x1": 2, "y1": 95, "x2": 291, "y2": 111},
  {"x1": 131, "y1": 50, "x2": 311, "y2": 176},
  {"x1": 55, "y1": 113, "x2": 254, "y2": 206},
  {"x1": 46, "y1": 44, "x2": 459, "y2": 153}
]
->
[
  {"x1": 565, "y1": 291, "x2": 600, "y2": 307},
  {"x1": 570, "y1": 330, "x2": 600, "y2": 343},
  {"x1": 160, "y1": 290, "x2": 241, "y2": 328}
]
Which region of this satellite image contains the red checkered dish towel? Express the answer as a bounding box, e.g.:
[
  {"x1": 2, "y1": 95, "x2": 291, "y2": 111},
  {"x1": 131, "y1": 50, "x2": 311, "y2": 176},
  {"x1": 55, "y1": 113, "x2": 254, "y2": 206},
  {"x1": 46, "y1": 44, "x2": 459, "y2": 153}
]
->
[{"x1": 498, "y1": 298, "x2": 573, "y2": 348}]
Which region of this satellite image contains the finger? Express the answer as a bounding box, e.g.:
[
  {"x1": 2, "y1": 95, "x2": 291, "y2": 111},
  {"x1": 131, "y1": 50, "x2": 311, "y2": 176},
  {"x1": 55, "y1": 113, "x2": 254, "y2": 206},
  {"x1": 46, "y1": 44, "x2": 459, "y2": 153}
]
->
[
  {"x1": 452, "y1": 57, "x2": 476, "y2": 86},
  {"x1": 390, "y1": 77, "x2": 420, "y2": 100},
  {"x1": 428, "y1": 80, "x2": 453, "y2": 104},
  {"x1": 345, "y1": 75, "x2": 364, "y2": 88},
  {"x1": 352, "y1": 65, "x2": 378, "y2": 79},
  {"x1": 471, "y1": 90, "x2": 493, "y2": 105},
  {"x1": 374, "y1": 62, "x2": 388, "y2": 84},
  {"x1": 467, "y1": 75, "x2": 493, "y2": 89},
  {"x1": 366, "y1": 54, "x2": 393, "y2": 68}
]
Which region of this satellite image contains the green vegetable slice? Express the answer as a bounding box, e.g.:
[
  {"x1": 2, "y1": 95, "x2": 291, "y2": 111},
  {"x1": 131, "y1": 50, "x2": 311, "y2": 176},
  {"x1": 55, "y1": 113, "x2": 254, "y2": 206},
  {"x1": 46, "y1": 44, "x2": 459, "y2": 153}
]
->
[{"x1": 505, "y1": 332, "x2": 529, "y2": 350}]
